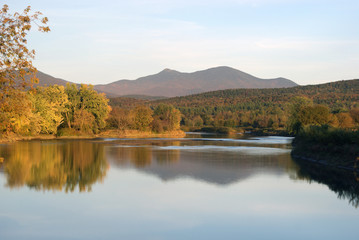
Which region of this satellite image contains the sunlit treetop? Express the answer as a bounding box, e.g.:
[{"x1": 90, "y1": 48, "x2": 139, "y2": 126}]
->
[{"x1": 0, "y1": 4, "x2": 50, "y2": 98}]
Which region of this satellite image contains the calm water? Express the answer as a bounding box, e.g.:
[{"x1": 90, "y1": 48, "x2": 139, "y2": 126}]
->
[{"x1": 0, "y1": 134, "x2": 358, "y2": 240}]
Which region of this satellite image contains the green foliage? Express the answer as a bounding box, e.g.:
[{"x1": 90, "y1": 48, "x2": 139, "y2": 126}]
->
[
  {"x1": 133, "y1": 106, "x2": 153, "y2": 131},
  {"x1": 153, "y1": 104, "x2": 181, "y2": 131},
  {"x1": 292, "y1": 125, "x2": 359, "y2": 168},
  {"x1": 78, "y1": 84, "x2": 110, "y2": 131},
  {"x1": 63, "y1": 84, "x2": 110, "y2": 133},
  {"x1": 30, "y1": 85, "x2": 68, "y2": 134}
]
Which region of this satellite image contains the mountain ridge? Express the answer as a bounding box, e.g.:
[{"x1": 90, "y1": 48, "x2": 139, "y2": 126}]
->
[{"x1": 35, "y1": 66, "x2": 298, "y2": 97}]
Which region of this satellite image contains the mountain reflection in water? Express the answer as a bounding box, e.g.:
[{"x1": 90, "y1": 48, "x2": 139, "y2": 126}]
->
[{"x1": 106, "y1": 141, "x2": 297, "y2": 185}]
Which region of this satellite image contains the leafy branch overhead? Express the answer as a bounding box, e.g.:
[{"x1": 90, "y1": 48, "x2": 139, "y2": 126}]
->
[
  {"x1": 0, "y1": 4, "x2": 50, "y2": 135},
  {"x1": 0, "y1": 4, "x2": 50, "y2": 92}
]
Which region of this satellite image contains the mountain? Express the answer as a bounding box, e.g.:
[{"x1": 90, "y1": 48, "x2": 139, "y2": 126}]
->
[
  {"x1": 34, "y1": 67, "x2": 297, "y2": 98},
  {"x1": 34, "y1": 71, "x2": 74, "y2": 87},
  {"x1": 33, "y1": 71, "x2": 118, "y2": 97},
  {"x1": 94, "y1": 66, "x2": 297, "y2": 97}
]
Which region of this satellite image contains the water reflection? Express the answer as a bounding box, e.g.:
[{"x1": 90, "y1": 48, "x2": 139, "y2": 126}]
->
[
  {"x1": 0, "y1": 140, "x2": 108, "y2": 192},
  {"x1": 1, "y1": 136, "x2": 358, "y2": 208},
  {"x1": 294, "y1": 158, "x2": 359, "y2": 208},
  {"x1": 106, "y1": 139, "x2": 297, "y2": 185}
]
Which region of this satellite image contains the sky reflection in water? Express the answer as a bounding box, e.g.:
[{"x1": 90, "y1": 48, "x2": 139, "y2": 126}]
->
[{"x1": 0, "y1": 135, "x2": 358, "y2": 240}]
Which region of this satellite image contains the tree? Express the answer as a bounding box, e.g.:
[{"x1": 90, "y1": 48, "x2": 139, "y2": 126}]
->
[
  {"x1": 153, "y1": 104, "x2": 181, "y2": 131},
  {"x1": 63, "y1": 84, "x2": 110, "y2": 133},
  {"x1": 133, "y1": 106, "x2": 153, "y2": 131},
  {"x1": 0, "y1": 4, "x2": 49, "y2": 104},
  {"x1": 64, "y1": 83, "x2": 81, "y2": 129},
  {"x1": 30, "y1": 85, "x2": 68, "y2": 134},
  {"x1": 287, "y1": 96, "x2": 313, "y2": 134},
  {"x1": 336, "y1": 112, "x2": 354, "y2": 128},
  {"x1": 0, "y1": 5, "x2": 49, "y2": 135},
  {"x1": 297, "y1": 105, "x2": 330, "y2": 126},
  {"x1": 349, "y1": 108, "x2": 359, "y2": 124},
  {"x1": 0, "y1": 91, "x2": 34, "y2": 134},
  {"x1": 78, "y1": 84, "x2": 110, "y2": 132},
  {"x1": 73, "y1": 109, "x2": 95, "y2": 133},
  {"x1": 106, "y1": 106, "x2": 134, "y2": 130}
]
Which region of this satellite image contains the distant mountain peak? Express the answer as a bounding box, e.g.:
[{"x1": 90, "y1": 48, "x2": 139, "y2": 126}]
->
[
  {"x1": 159, "y1": 68, "x2": 178, "y2": 74},
  {"x1": 35, "y1": 66, "x2": 298, "y2": 98}
]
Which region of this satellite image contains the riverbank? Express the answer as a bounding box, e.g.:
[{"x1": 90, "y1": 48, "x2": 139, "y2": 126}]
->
[
  {"x1": 186, "y1": 126, "x2": 291, "y2": 136},
  {"x1": 0, "y1": 130, "x2": 186, "y2": 143},
  {"x1": 291, "y1": 126, "x2": 359, "y2": 171},
  {"x1": 97, "y1": 129, "x2": 186, "y2": 138}
]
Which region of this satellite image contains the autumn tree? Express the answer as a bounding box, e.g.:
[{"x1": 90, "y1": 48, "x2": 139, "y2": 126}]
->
[
  {"x1": 287, "y1": 96, "x2": 313, "y2": 134},
  {"x1": 349, "y1": 108, "x2": 359, "y2": 124},
  {"x1": 297, "y1": 105, "x2": 330, "y2": 126},
  {"x1": 73, "y1": 109, "x2": 95, "y2": 133},
  {"x1": 0, "y1": 91, "x2": 34, "y2": 134},
  {"x1": 153, "y1": 104, "x2": 181, "y2": 131},
  {"x1": 133, "y1": 106, "x2": 153, "y2": 131},
  {"x1": 78, "y1": 84, "x2": 110, "y2": 131},
  {"x1": 106, "y1": 106, "x2": 134, "y2": 130},
  {"x1": 0, "y1": 5, "x2": 49, "y2": 135},
  {"x1": 63, "y1": 84, "x2": 110, "y2": 133},
  {"x1": 336, "y1": 112, "x2": 355, "y2": 128},
  {"x1": 30, "y1": 85, "x2": 68, "y2": 134}
]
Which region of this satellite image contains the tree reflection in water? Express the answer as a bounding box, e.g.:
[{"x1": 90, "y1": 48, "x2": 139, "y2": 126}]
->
[
  {"x1": 0, "y1": 140, "x2": 108, "y2": 192},
  {"x1": 108, "y1": 140, "x2": 181, "y2": 168},
  {"x1": 294, "y1": 158, "x2": 359, "y2": 208}
]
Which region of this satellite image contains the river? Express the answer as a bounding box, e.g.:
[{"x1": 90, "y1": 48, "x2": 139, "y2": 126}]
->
[{"x1": 0, "y1": 133, "x2": 358, "y2": 239}]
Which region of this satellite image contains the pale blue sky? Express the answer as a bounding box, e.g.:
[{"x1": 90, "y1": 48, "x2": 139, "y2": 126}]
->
[{"x1": 6, "y1": 0, "x2": 359, "y2": 85}]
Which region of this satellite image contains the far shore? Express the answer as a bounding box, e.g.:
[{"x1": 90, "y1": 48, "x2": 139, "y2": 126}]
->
[{"x1": 0, "y1": 130, "x2": 186, "y2": 143}]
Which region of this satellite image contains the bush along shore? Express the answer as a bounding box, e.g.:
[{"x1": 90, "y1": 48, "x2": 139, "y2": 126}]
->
[{"x1": 291, "y1": 125, "x2": 359, "y2": 172}]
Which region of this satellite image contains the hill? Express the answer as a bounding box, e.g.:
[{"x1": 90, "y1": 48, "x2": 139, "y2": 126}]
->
[
  {"x1": 34, "y1": 71, "x2": 117, "y2": 97},
  {"x1": 145, "y1": 79, "x2": 358, "y2": 130},
  {"x1": 94, "y1": 66, "x2": 297, "y2": 97},
  {"x1": 155, "y1": 79, "x2": 359, "y2": 110},
  {"x1": 34, "y1": 71, "x2": 74, "y2": 87}
]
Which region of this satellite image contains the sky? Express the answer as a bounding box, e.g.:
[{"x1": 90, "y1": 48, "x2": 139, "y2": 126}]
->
[{"x1": 5, "y1": 0, "x2": 359, "y2": 85}]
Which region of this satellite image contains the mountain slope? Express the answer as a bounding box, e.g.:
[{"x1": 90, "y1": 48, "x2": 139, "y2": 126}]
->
[
  {"x1": 35, "y1": 66, "x2": 297, "y2": 97},
  {"x1": 94, "y1": 66, "x2": 297, "y2": 97},
  {"x1": 34, "y1": 71, "x2": 74, "y2": 87},
  {"x1": 34, "y1": 71, "x2": 118, "y2": 97}
]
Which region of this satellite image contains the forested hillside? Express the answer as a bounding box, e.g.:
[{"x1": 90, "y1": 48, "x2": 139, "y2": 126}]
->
[
  {"x1": 109, "y1": 79, "x2": 359, "y2": 131},
  {"x1": 157, "y1": 79, "x2": 358, "y2": 109}
]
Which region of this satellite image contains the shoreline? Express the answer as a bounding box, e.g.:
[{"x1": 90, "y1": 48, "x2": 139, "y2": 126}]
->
[
  {"x1": 0, "y1": 130, "x2": 186, "y2": 143},
  {"x1": 291, "y1": 154, "x2": 359, "y2": 173}
]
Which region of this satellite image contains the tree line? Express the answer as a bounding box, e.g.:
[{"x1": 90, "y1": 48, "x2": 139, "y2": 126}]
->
[
  {"x1": 152, "y1": 80, "x2": 359, "y2": 132},
  {"x1": 0, "y1": 84, "x2": 110, "y2": 136},
  {"x1": 108, "y1": 80, "x2": 359, "y2": 133}
]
